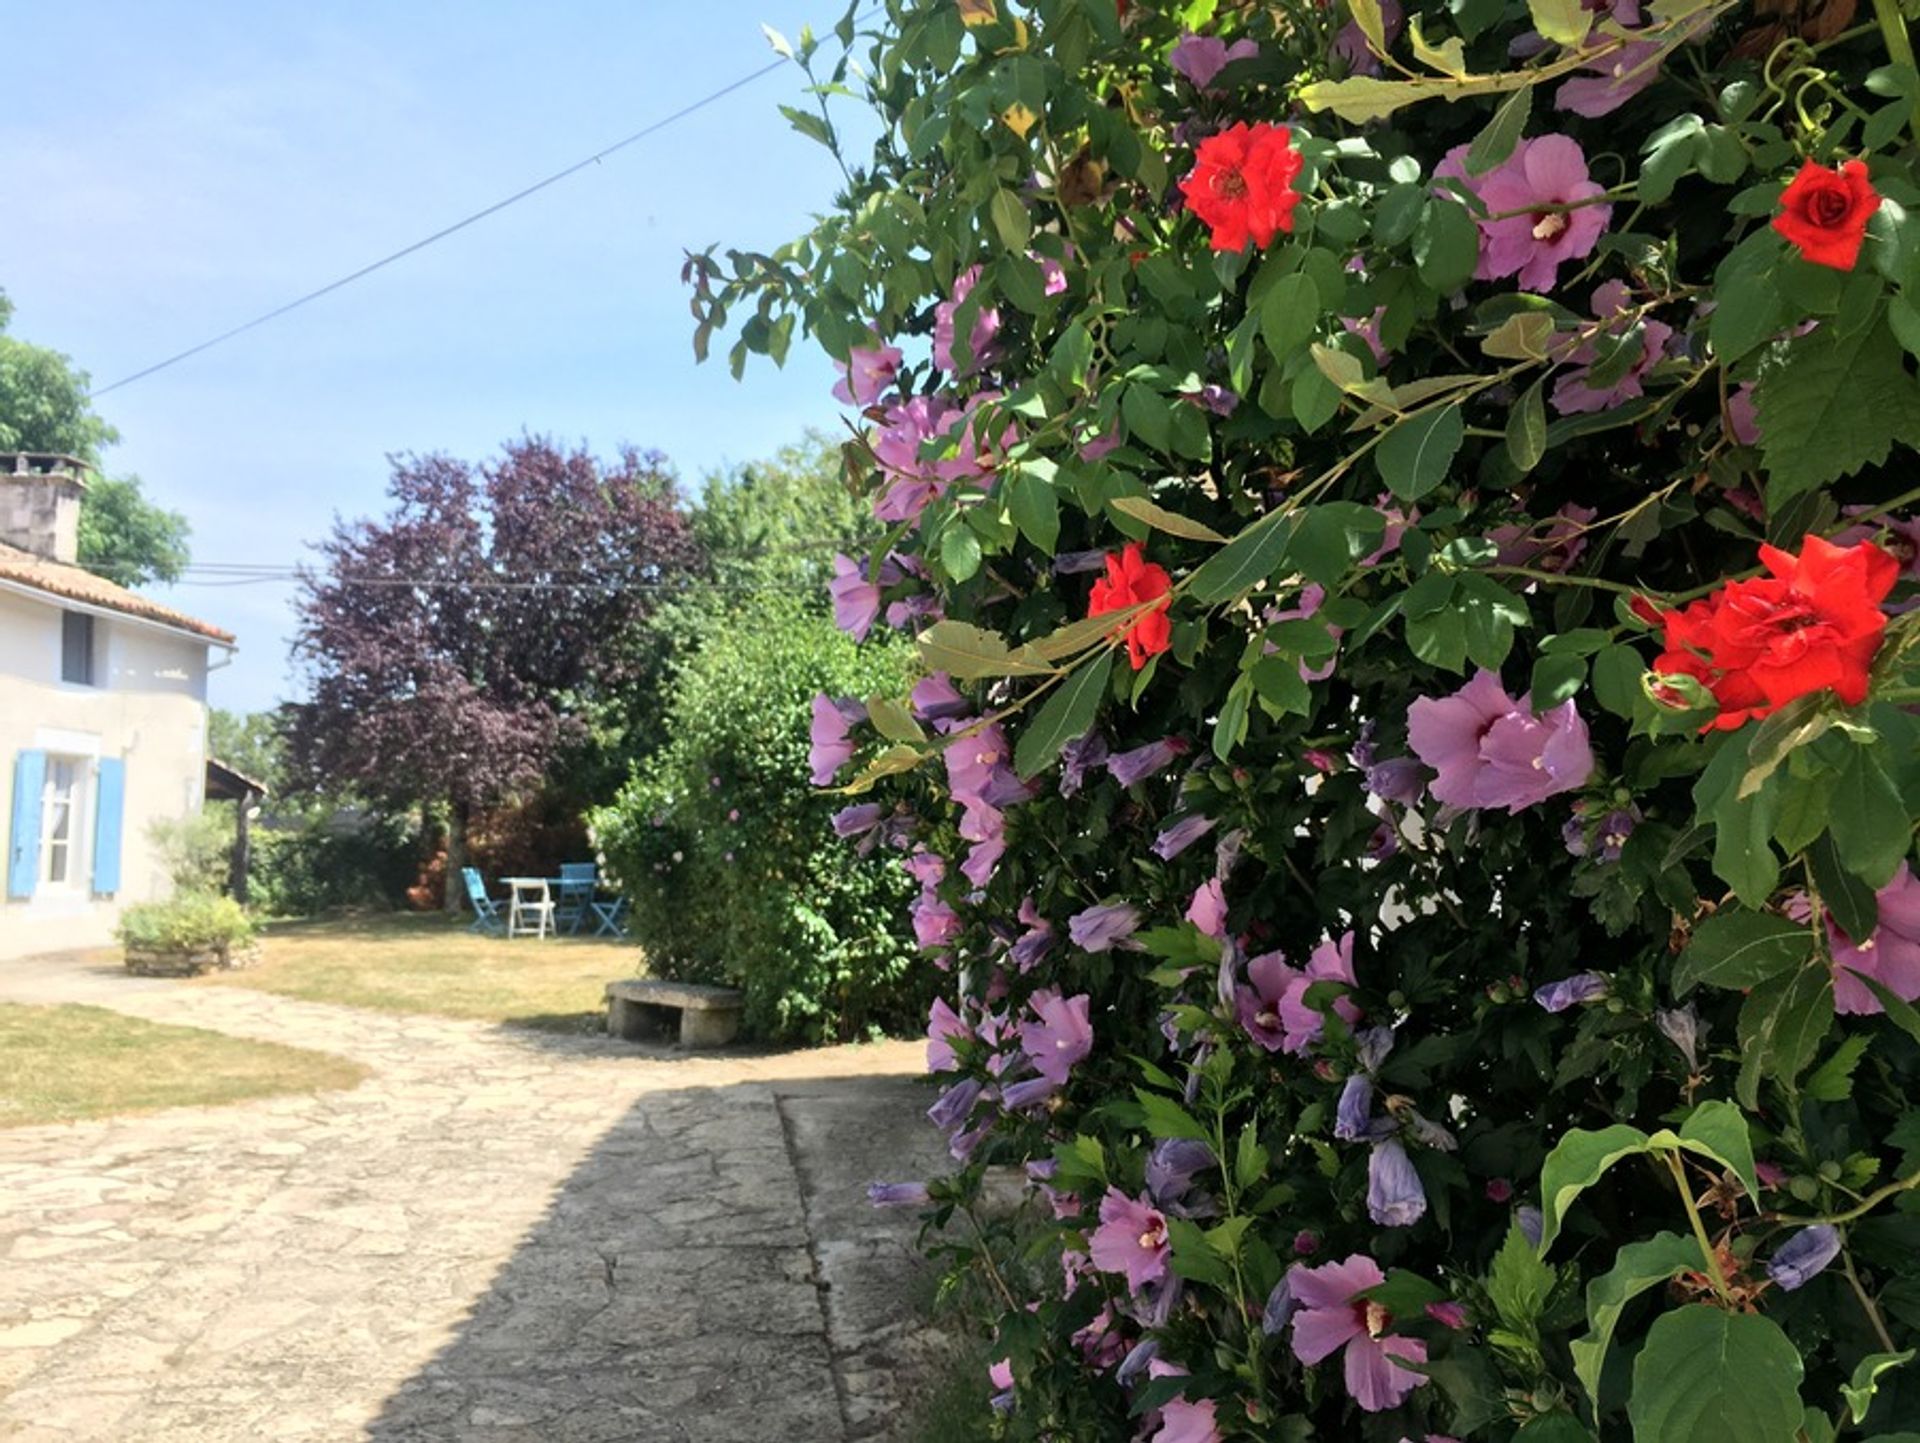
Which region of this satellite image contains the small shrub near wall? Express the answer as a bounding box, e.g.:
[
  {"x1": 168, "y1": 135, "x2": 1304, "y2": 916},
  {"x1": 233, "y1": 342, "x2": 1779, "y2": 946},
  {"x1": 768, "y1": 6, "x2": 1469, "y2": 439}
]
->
[{"x1": 592, "y1": 597, "x2": 927, "y2": 1044}]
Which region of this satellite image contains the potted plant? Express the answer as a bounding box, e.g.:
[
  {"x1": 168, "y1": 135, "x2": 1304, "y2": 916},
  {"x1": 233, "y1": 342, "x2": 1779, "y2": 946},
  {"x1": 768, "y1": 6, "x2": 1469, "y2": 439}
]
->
[{"x1": 117, "y1": 893, "x2": 258, "y2": 976}]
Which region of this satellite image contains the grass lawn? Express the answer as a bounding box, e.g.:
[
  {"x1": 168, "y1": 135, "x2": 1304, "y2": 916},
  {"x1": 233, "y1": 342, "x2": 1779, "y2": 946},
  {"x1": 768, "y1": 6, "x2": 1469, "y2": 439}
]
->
[
  {"x1": 203, "y1": 913, "x2": 644, "y2": 1031},
  {"x1": 0, "y1": 1003, "x2": 368, "y2": 1128}
]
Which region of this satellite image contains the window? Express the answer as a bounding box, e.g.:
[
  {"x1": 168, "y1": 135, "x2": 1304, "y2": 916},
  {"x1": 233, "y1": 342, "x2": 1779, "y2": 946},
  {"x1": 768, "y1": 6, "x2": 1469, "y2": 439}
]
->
[
  {"x1": 61, "y1": 612, "x2": 95, "y2": 686},
  {"x1": 40, "y1": 757, "x2": 87, "y2": 890}
]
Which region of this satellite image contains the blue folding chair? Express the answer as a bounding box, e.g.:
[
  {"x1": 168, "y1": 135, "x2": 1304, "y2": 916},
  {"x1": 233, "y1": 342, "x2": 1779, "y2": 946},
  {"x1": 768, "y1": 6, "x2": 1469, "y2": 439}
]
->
[
  {"x1": 462, "y1": 867, "x2": 506, "y2": 936},
  {"x1": 590, "y1": 895, "x2": 630, "y2": 938},
  {"x1": 556, "y1": 862, "x2": 597, "y2": 935}
]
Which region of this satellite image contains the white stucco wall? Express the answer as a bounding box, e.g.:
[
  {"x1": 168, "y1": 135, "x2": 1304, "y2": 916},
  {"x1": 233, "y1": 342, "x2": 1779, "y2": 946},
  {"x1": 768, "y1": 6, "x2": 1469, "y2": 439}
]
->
[{"x1": 0, "y1": 587, "x2": 215, "y2": 959}]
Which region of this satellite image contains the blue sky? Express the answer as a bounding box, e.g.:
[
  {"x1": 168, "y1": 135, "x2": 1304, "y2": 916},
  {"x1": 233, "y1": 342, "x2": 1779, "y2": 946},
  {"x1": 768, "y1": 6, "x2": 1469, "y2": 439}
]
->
[{"x1": 0, "y1": 3, "x2": 866, "y2": 712}]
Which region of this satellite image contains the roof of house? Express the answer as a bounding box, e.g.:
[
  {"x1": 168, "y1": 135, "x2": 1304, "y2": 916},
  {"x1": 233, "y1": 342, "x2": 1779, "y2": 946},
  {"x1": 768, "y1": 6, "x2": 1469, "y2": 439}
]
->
[
  {"x1": 205, "y1": 757, "x2": 270, "y2": 800},
  {"x1": 0, "y1": 540, "x2": 236, "y2": 645}
]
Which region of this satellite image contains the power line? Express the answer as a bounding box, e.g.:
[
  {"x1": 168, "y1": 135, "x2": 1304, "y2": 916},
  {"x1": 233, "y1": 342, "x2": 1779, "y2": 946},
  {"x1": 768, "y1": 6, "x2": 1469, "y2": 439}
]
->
[{"x1": 89, "y1": 48, "x2": 798, "y2": 397}]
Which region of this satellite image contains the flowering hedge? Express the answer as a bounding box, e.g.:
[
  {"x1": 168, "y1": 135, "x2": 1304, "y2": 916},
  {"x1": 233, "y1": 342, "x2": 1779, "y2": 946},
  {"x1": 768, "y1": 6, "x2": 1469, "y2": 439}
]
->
[{"x1": 692, "y1": 1, "x2": 1920, "y2": 1437}]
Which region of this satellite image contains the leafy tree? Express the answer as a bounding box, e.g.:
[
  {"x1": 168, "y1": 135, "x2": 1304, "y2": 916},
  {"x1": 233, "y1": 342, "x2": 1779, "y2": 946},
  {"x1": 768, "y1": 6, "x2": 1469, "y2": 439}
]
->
[
  {"x1": 208, "y1": 709, "x2": 286, "y2": 794},
  {"x1": 286, "y1": 436, "x2": 705, "y2": 909},
  {"x1": 0, "y1": 288, "x2": 189, "y2": 585},
  {"x1": 76, "y1": 476, "x2": 190, "y2": 585}
]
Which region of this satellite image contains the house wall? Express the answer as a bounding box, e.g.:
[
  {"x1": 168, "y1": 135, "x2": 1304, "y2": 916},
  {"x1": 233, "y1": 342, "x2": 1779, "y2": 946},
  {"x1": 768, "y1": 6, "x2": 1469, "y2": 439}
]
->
[{"x1": 0, "y1": 587, "x2": 212, "y2": 959}]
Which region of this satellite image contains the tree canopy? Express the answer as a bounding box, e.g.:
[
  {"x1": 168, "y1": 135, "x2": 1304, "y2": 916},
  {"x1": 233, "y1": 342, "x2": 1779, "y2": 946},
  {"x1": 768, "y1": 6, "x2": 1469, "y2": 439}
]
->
[
  {"x1": 285, "y1": 436, "x2": 707, "y2": 828},
  {"x1": 0, "y1": 289, "x2": 190, "y2": 585}
]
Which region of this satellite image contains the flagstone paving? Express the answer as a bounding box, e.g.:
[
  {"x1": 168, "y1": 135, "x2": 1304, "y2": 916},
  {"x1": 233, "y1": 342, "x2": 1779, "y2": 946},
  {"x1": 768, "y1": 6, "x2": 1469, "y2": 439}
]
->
[{"x1": 0, "y1": 952, "x2": 950, "y2": 1443}]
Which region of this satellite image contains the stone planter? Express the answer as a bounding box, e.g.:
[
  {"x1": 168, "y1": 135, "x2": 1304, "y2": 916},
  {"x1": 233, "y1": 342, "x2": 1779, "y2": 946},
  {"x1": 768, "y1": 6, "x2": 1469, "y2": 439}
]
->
[{"x1": 124, "y1": 942, "x2": 261, "y2": 978}]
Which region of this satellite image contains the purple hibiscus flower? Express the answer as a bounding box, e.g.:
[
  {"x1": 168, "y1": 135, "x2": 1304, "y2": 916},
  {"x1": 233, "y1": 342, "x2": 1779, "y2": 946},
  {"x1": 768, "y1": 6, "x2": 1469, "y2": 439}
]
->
[
  {"x1": 1767, "y1": 1225, "x2": 1842, "y2": 1290},
  {"x1": 809, "y1": 694, "x2": 866, "y2": 786},
  {"x1": 1551, "y1": 282, "x2": 1674, "y2": 414},
  {"x1": 1088, "y1": 1187, "x2": 1171, "y2": 1293},
  {"x1": 1069, "y1": 902, "x2": 1141, "y2": 952},
  {"x1": 1186, "y1": 878, "x2": 1228, "y2": 939},
  {"x1": 1367, "y1": 1139, "x2": 1428, "y2": 1227},
  {"x1": 911, "y1": 672, "x2": 972, "y2": 723},
  {"x1": 1170, "y1": 33, "x2": 1259, "y2": 91},
  {"x1": 1406, "y1": 669, "x2": 1594, "y2": 814},
  {"x1": 1022, "y1": 989, "x2": 1093, "y2": 1085},
  {"x1": 1108, "y1": 736, "x2": 1190, "y2": 788},
  {"x1": 1534, "y1": 971, "x2": 1609, "y2": 1013},
  {"x1": 1153, "y1": 812, "x2": 1217, "y2": 860},
  {"x1": 868, "y1": 1180, "x2": 931, "y2": 1207},
  {"x1": 933, "y1": 265, "x2": 1002, "y2": 374},
  {"x1": 927, "y1": 995, "x2": 968, "y2": 1072},
  {"x1": 1827, "y1": 862, "x2": 1920, "y2": 1016},
  {"x1": 1435, "y1": 136, "x2": 1610, "y2": 293},
  {"x1": 827, "y1": 553, "x2": 882, "y2": 640},
  {"x1": 1236, "y1": 933, "x2": 1361, "y2": 1054},
  {"x1": 832, "y1": 338, "x2": 903, "y2": 406},
  {"x1": 1287, "y1": 1254, "x2": 1430, "y2": 1412}
]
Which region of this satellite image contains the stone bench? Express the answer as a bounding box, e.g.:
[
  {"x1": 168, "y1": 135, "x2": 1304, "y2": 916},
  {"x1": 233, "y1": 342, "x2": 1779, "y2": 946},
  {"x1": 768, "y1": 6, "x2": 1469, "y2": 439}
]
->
[{"x1": 605, "y1": 979, "x2": 745, "y2": 1048}]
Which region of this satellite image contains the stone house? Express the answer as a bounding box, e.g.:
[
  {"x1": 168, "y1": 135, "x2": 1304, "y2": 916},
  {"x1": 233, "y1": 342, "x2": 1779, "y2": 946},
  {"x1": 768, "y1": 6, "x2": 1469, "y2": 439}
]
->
[{"x1": 0, "y1": 454, "x2": 234, "y2": 959}]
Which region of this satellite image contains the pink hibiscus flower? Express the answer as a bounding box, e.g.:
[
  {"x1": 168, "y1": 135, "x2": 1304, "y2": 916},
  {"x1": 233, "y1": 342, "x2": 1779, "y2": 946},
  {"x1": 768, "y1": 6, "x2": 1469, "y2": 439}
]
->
[
  {"x1": 1236, "y1": 932, "x2": 1361, "y2": 1053},
  {"x1": 1087, "y1": 1187, "x2": 1170, "y2": 1293},
  {"x1": 1288, "y1": 1254, "x2": 1429, "y2": 1412}
]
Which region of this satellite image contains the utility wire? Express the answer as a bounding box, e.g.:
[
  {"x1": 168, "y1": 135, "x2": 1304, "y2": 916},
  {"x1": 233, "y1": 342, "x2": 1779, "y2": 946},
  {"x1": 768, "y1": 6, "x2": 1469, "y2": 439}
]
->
[{"x1": 89, "y1": 50, "x2": 796, "y2": 397}]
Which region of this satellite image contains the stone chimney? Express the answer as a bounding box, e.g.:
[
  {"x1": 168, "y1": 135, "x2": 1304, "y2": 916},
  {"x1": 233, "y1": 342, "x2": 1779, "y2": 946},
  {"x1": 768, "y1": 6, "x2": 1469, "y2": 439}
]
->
[{"x1": 0, "y1": 453, "x2": 88, "y2": 563}]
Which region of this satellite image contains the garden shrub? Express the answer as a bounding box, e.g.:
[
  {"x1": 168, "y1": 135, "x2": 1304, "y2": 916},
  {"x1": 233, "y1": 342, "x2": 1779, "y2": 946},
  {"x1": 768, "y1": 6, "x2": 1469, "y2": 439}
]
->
[
  {"x1": 117, "y1": 893, "x2": 255, "y2": 953},
  {"x1": 251, "y1": 810, "x2": 420, "y2": 918},
  {"x1": 690, "y1": 3, "x2": 1920, "y2": 1439},
  {"x1": 591, "y1": 596, "x2": 926, "y2": 1043}
]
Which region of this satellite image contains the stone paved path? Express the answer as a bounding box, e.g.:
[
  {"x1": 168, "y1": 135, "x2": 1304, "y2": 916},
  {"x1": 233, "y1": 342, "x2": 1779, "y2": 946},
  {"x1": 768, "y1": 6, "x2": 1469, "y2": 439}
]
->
[{"x1": 0, "y1": 954, "x2": 950, "y2": 1443}]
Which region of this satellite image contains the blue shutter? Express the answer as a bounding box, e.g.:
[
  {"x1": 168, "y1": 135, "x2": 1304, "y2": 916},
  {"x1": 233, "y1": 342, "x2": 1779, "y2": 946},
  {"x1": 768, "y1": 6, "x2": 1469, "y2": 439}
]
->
[
  {"x1": 8, "y1": 750, "x2": 46, "y2": 900},
  {"x1": 92, "y1": 757, "x2": 126, "y2": 897}
]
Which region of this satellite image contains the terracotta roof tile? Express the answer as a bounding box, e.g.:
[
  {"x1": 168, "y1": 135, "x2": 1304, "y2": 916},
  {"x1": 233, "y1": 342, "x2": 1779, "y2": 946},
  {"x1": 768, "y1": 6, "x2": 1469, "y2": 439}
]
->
[{"x1": 0, "y1": 541, "x2": 235, "y2": 645}]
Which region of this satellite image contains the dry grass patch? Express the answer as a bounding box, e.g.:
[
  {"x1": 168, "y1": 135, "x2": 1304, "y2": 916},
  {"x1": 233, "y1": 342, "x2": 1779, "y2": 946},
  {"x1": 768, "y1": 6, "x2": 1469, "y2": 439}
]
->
[
  {"x1": 0, "y1": 1003, "x2": 367, "y2": 1128},
  {"x1": 204, "y1": 913, "x2": 645, "y2": 1032}
]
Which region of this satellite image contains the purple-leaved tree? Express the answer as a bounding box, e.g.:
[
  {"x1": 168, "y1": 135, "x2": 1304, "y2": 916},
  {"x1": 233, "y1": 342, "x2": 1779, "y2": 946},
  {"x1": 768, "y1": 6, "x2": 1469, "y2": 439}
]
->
[{"x1": 287, "y1": 437, "x2": 706, "y2": 909}]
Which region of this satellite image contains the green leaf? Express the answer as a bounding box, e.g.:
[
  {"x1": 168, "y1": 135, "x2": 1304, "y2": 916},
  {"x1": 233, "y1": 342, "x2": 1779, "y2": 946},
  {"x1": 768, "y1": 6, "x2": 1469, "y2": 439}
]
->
[
  {"x1": 1260, "y1": 272, "x2": 1322, "y2": 362},
  {"x1": 1828, "y1": 743, "x2": 1908, "y2": 888},
  {"x1": 1506, "y1": 378, "x2": 1549, "y2": 472},
  {"x1": 1674, "y1": 1099, "x2": 1760, "y2": 1202},
  {"x1": 866, "y1": 696, "x2": 926, "y2": 743},
  {"x1": 940, "y1": 524, "x2": 982, "y2": 581},
  {"x1": 1592, "y1": 644, "x2": 1646, "y2": 718},
  {"x1": 1804, "y1": 1033, "x2": 1871, "y2": 1103},
  {"x1": 1014, "y1": 652, "x2": 1113, "y2": 778},
  {"x1": 1189, "y1": 512, "x2": 1295, "y2": 604},
  {"x1": 1531, "y1": 653, "x2": 1588, "y2": 710},
  {"x1": 1376, "y1": 403, "x2": 1466, "y2": 501},
  {"x1": 1538, "y1": 1123, "x2": 1653, "y2": 1254},
  {"x1": 1122, "y1": 384, "x2": 1174, "y2": 454},
  {"x1": 1626, "y1": 1306, "x2": 1804, "y2": 1443},
  {"x1": 988, "y1": 187, "x2": 1030, "y2": 249},
  {"x1": 916, "y1": 620, "x2": 1055, "y2": 678},
  {"x1": 1007, "y1": 466, "x2": 1061, "y2": 552},
  {"x1": 1136, "y1": 1087, "x2": 1211, "y2": 1142},
  {"x1": 1213, "y1": 675, "x2": 1252, "y2": 760},
  {"x1": 1527, "y1": 0, "x2": 1591, "y2": 44},
  {"x1": 1808, "y1": 832, "x2": 1878, "y2": 941},
  {"x1": 1848, "y1": 971, "x2": 1920, "y2": 1047},
  {"x1": 1235, "y1": 1122, "x2": 1267, "y2": 1191},
  {"x1": 1466, "y1": 85, "x2": 1533, "y2": 174},
  {"x1": 1570, "y1": 1232, "x2": 1699, "y2": 1411},
  {"x1": 1672, "y1": 911, "x2": 1811, "y2": 995},
  {"x1": 1415, "y1": 199, "x2": 1481, "y2": 293},
  {"x1": 1488, "y1": 1220, "x2": 1557, "y2": 1333},
  {"x1": 1109, "y1": 494, "x2": 1226, "y2": 543},
  {"x1": 1735, "y1": 964, "x2": 1835, "y2": 1109},
  {"x1": 1756, "y1": 318, "x2": 1920, "y2": 506},
  {"x1": 1842, "y1": 1349, "x2": 1915, "y2": 1423},
  {"x1": 1166, "y1": 1215, "x2": 1232, "y2": 1286},
  {"x1": 1514, "y1": 1417, "x2": 1595, "y2": 1443}
]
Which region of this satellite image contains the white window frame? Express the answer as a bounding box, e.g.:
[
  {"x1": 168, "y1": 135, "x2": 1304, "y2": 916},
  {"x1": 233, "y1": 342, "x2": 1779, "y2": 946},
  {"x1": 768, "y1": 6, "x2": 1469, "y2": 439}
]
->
[{"x1": 39, "y1": 755, "x2": 91, "y2": 893}]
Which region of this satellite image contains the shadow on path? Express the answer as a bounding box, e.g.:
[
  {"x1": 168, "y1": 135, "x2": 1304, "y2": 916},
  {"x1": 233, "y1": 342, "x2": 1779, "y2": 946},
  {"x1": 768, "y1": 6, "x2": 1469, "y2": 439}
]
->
[{"x1": 362, "y1": 1067, "x2": 952, "y2": 1443}]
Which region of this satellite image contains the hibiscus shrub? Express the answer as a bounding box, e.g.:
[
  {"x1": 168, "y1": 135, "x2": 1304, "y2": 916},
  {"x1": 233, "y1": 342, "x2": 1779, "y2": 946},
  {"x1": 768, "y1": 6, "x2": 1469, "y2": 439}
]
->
[
  {"x1": 691, "y1": 2, "x2": 1920, "y2": 1438},
  {"x1": 589, "y1": 596, "x2": 926, "y2": 1043}
]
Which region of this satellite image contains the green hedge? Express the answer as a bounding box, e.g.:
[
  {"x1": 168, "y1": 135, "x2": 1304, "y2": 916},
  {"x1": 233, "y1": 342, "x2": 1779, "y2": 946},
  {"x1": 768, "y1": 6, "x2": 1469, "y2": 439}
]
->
[{"x1": 592, "y1": 596, "x2": 924, "y2": 1043}]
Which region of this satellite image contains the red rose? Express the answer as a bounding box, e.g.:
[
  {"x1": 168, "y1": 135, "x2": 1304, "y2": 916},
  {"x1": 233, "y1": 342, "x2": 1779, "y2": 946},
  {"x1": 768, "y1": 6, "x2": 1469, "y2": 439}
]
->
[
  {"x1": 1771, "y1": 158, "x2": 1881, "y2": 271},
  {"x1": 1089, "y1": 541, "x2": 1173, "y2": 670},
  {"x1": 1177, "y1": 123, "x2": 1304, "y2": 254},
  {"x1": 1650, "y1": 535, "x2": 1898, "y2": 730}
]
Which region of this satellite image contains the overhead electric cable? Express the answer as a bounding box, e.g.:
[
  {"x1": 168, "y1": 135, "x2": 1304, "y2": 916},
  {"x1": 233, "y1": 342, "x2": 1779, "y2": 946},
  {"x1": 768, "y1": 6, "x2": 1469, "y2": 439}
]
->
[{"x1": 90, "y1": 49, "x2": 797, "y2": 397}]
